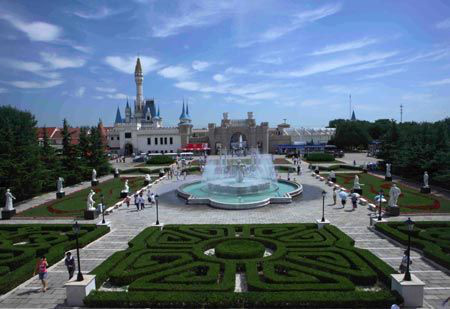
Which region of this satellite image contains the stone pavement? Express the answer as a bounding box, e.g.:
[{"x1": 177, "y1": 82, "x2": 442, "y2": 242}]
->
[{"x1": 0, "y1": 160, "x2": 449, "y2": 308}]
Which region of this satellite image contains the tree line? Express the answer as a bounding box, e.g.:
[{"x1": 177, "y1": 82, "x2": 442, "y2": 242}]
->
[
  {"x1": 328, "y1": 118, "x2": 450, "y2": 189},
  {"x1": 0, "y1": 106, "x2": 110, "y2": 205}
]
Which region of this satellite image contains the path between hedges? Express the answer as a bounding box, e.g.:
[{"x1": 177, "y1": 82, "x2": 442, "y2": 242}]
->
[{"x1": 0, "y1": 162, "x2": 449, "y2": 308}]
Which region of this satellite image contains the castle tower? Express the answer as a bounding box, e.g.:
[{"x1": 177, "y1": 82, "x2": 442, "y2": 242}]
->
[
  {"x1": 125, "y1": 98, "x2": 131, "y2": 123},
  {"x1": 178, "y1": 101, "x2": 192, "y2": 147},
  {"x1": 115, "y1": 106, "x2": 123, "y2": 124},
  {"x1": 134, "y1": 57, "x2": 144, "y2": 118}
]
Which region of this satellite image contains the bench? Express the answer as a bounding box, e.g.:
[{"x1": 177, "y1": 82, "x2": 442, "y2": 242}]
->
[{"x1": 359, "y1": 198, "x2": 368, "y2": 205}]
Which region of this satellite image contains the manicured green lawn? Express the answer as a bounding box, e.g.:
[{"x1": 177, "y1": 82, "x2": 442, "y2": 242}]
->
[
  {"x1": 86, "y1": 223, "x2": 400, "y2": 308},
  {"x1": 18, "y1": 177, "x2": 145, "y2": 218},
  {"x1": 375, "y1": 221, "x2": 450, "y2": 269},
  {"x1": 0, "y1": 224, "x2": 109, "y2": 294},
  {"x1": 333, "y1": 173, "x2": 450, "y2": 213},
  {"x1": 304, "y1": 159, "x2": 345, "y2": 164}
]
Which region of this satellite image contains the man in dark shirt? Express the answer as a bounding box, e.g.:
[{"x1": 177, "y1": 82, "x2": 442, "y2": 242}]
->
[{"x1": 64, "y1": 252, "x2": 75, "y2": 279}]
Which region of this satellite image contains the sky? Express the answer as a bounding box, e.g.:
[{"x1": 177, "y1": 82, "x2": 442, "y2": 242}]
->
[{"x1": 0, "y1": 0, "x2": 449, "y2": 128}]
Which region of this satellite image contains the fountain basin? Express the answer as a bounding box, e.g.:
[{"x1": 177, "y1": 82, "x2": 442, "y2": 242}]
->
[{"x1": 207, "y1": 178, "x2": 271, "y2": 195}]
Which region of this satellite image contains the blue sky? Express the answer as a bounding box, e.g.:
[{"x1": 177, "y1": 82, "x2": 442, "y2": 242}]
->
[{"x1": 0, "y1": 0, "x2": 449, "y2": 128}]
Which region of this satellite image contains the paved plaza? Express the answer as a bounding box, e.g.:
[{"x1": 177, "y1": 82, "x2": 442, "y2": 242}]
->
[{"x1": 0, "y1": 160, "x2": 449, "y2": 308}]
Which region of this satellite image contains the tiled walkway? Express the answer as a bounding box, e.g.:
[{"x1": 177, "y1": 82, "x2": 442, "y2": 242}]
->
[{"x1": 0, "y1": 161, "x2": 449, "y2": 308}]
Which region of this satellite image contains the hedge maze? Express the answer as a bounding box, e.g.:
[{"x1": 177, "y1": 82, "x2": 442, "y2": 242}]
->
[
  {"x1": 0, "y1": 224, "x2": 109, "y2": 294},
  {"x1": 87, "y1": 224, "x2": 401, "y2": 308},
  {"x1": 375, "y1": 221, "x2": 450, "y2": 269}
]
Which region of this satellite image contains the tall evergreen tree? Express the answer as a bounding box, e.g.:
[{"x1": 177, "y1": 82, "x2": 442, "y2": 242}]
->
[
  {"x1": 61, "y1": 119, "x2": 83, "y2": 185},
  {"x1": 40, "y1": 126, "x2": 62, "y2": 191}
]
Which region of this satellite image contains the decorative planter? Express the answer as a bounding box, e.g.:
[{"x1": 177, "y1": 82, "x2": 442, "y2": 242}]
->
[
  {"x1": 65, "y1": 275, "x2": 96, "y2": 307},
  {"x1": 316, "y1": 219, "x2": 330, "y2": 229},
  {"x1": 391, "y1": 274, "x2": 424, "y2": 308}
]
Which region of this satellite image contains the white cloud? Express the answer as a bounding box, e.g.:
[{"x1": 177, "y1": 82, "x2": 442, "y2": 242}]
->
[
  {"x1": 300, "y1": 99, "x2": 325, "y2": 107},
  {"x1": 0, "y1": 13, "x2": 62, "y2": 42},
  {"x1": 96, "y1": 87, "x2": 117, "y2": 93},
  {"x1": 358, "y1": 68, "x2": 405, "y2": 80},
  {"x1": 310, "y1": 38, "x2": 379, "y2": 56},
  {"x1": 0, "y1": 58, "x2": 61, "y2": 79},
  {"x1": 401, "y1": 93, "x2": 432, "y2": 101},
  {"x1": 105, "y1": 56, "x2": 159, "y2": 74},
  {"x1": 436, "y1": 18, "x2": 450, "y2": 30},
  {"x1": 192, "y1": 61, "x2": 210, "y2": 71},
  {"x1": 213, "y1": 74, "x2": 228, "y2": 82},
  {"x1": 75, "y1": 86, "x2": 86, "y2": 97},
  {"x1": 40, "y1": 52, "x2": 86, "y2": 69},
  {"x1": 7, "y1": 80, "x2": 63, "y2": 89},
  {"x1": 158, "y1": 66, "x2": 191, "y2": 80},
  {"x1": 225, "y1": 67, "x2": 248, "y2": 74},
  {"x1": 107, "y1": 93, "x2": 127, "y2": 99},
  {"x1": 0, "y1": 88, "x2": 8, "y2": 93},
  {"x1": 238, "y1": 3, "x2": 341, "y2": 47},
  {"x1": 422, "y1": 78, "x2": 450, "y2": 86},
  {"x1": 256, "y1": 56, "x2": 283, "y2": 65},
  {"x1": 73, "y1": 7, "x2": 118, "y2": 20},
  {"x1": 323, "y1": 84, "x2": 368, "y2": 95},
  {"x1": 93, "y1": 95, "x2": 104, "y2": 100},
  {"x1": 152, "y1": 1, "x2": 234, "y2": 37}
]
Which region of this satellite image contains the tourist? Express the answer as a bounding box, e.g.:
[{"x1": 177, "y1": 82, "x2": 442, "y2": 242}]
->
[
  {"x1": 399, "y1": 250, "x2": 412, "y2": 273},
  {"x1": 64, "y1": 252, "x2": 75, "y2": 280},
  {"x1": 351, "y1": 194, "x2": 358, "y2": 210},
  {"x1": 34, "y1": 256, "x2": 48, "y2": 292},
  {"x1": 150, "y1": 192, "x2": 156, "y2": 205},
  {"x1": 297, "y1": 165, "x2": 301, "y2": 175},
  {"x1": 353, "y1": 160, "x2": 356, "y2": 166},
  {"x1": 183, "y1": 170, "x2": 187, "y2": 180},
  {"x1": 139, "y1": 192, "x2": 145, "y2": 210},
  {"x1": 332, "y1": 188, "x2": 337, "y2": 205},
  {"x1": 134, "y1": 193, "x2": 139, "y2": 211},
  {"x1": 147, "y1": 190, "x2": 152, "y2": 204},
  {"x1": 124, "y1": 196, "x2": 130, "y2": 208}
]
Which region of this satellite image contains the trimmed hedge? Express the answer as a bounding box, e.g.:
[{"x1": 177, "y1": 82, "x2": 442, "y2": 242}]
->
[
  {"x1": 304, "y1": 152, "x2": 335, "y2": 162},
  {"x1": 375, "y1": 221, "x2": 450, "y2": 269},
  {"x1": 146, "y1": 155, "x2": 175, "y2": 165},
  {"x1": 118, "y1": 167, "x2": 170, "y2": 175},
  {"x1": 86, "y1": 223, "x2": 401, "y2": 308},
  {"x1": 0, "y1": 224, "x2": 109, "y2": 294}
]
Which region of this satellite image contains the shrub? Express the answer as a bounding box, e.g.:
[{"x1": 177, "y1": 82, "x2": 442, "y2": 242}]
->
[
  {"x1": 215, "y1": 239, "x2": 265, "y2": 259},
  {"x1": 305, "y1": 152, "x2": 335, "y2": 162},
  {"x1": 146, "y1": 155, "x2": 175, "y2": 165}
]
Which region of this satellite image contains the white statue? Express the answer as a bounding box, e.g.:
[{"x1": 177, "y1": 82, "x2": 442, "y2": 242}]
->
[
  {"x1": 92, "y1": 169, "x2": 97, "y2": 182},
  {"x1": 353, "y1": 175, "x2": 361, "y2": 190},
  {"x1": 388, "y1": 184, "x2": 401, "y2": 207},
  {"x1": 57, "y1": 177, "x2": 64, "y2": 193},
  {"x1": 145, "y1": 174, "x2": 151, "y2": 182},
  {"x1": 386, "y1": 163, "x2": 391, "y2": 178},
  {"x1": 122, "y1": 180, "x2": 129, "y2": 193},
  {"x1": 115, "y1": 167, "x2": 119, "y2": 175},
  {"x1": 4, "y1": 189, "x2": 15, "y2": 211},
  {"x1": 423, "y1": 171, "x2": 429, "y2": 187},
  {"x1": 329, "y1": 171, "x2": 336, "y2": 179},
  {"x1": 86, "y1": 189, "x2": 96, "y2": 211}
]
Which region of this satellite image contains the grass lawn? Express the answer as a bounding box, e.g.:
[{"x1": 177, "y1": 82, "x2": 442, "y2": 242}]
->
[
  {"x1": 86, "y1": 223, "x2": 400, "y2": 308},
  {"x1": 333, "y1": 173, "x2": 450, "y2": 213},
  {"x1": 375, "y1": 221, "x2": 450, "y2": 269},
  {"x1": 18, "y1": 177, "x2": 145, "y2": 218},
  {"x1": 0, "y1": 224, "x2": 109, "y2": 294},
  {"x1": 273, "y1": 158, "x2": 292, "y2": 164},
  {"x1": 303, "y1": 159, "x2": 345, "y2": 164}
]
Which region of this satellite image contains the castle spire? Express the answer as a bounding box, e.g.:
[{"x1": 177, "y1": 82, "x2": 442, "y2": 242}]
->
[
  {"x1": 186, "y1": 100, "x2": 189, "y2": 116},
  {"x1": 351, "y1": 110, "x2": 356, "y2": 121},
  {"x1": 179, "y1": 101, "x2": 186, "y2": 120},
  {"x1": 115, "y1": 106, "x2": 123, "y2": 124},
  {"x1": 157, "y1": 105, "x2": 160, "y2": 117},
  {"x1": 135, "y1": 57, "x2": 142, "y2": 75}
]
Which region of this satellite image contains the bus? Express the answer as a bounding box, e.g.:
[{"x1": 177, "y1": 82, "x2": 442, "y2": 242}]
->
[{"x1": 179, "y1": 152, "x2": 194, "y2": 160}]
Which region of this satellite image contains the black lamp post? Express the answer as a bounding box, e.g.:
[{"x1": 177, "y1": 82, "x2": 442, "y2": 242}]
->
[
  {"x1": 377, "y1": 189, "x2": 384, "y2": 221},
  {"x1": 404, "y1": 217, "x2": 414, "y2": 281},
  {"x1": 101, "y1": 194, "x2": 106, "y2": 224},
  {"x1": 72, "y1": 221, "x2": 84, "y2": 281},
  {"x1": 321, "y1": 190, "x2": 327, "y2": 222},
  {"x1": 155, "y1": 194, "x2": 160, "y2": 225}
]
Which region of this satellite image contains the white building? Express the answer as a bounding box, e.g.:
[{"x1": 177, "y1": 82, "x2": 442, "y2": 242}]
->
[{"x1": 107, "y1": 58, "x2": 192, "y2": 155}]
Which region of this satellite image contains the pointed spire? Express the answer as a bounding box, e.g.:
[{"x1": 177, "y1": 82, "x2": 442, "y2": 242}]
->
[
  {"x1": 135, "y1": 57, "x2": 142, "y2": 75},
  {"x1": 157, "y1": 105, "x2": 160, "y2": 117},
  {"x1": 186, "y1": 101, "x2": 189, "y2": 116},
  {"x1": 115, "y1": 106, "x2": 123, "y2": 124},
  {"x1": 126, "y1": 97, "x2": 130, "y2": 110},
  {"x1": 351, "y1": 110, "x2": 356, "y2": 121},
  {"x1": 179, "y1": 101, "x2": 186, "y2": 120}
]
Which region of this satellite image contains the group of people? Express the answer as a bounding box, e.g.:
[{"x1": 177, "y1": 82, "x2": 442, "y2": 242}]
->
[
  {"x1": 33, "y1": 251, "x2": 76, "y2": 293},
  {"x1": 123, "y1": 189, "x2": 157, "y2": 211},
  {"x1": 167, "y1": 168, "x2": 187, "y2": 181},
  {"x1": 331, "y1": 187, "x2": 359, "y2": 210}
]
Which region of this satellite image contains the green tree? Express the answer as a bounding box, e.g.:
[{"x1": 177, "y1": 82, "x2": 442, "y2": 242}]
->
[
  {"x1": 87, "y1": 121, "x2": 110, "y2": 175},
  {"x1": 40, "y1": 126, "x2": 62, "y2": 191},
  {"x1": 61, "y1": 119, "x2": 83, "y2": 185}
]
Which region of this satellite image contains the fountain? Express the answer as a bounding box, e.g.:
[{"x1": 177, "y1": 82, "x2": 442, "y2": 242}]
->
[{"x1": 178, "y1": 150, "x2": 302, "y2": 209}]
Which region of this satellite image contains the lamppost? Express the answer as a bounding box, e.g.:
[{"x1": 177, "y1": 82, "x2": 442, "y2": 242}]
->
[
  {"x1": 101, "y1": 194, "x2": 106, "y2": 224},
  {"x1": 404, "y1": 217, "x2": 414, "y2": 281},
  {"x1": 377, "y1": 189, "x2": 384, "y2": 221},
  {"x1": 321, "y1": 190, "x2": 327, "y2": 222},
  {"x1": 155, "y1": 194, "x2": 160, "y2": 225},
  {"x1": 72, "y1": 221, "x2": 84, "y2": 281}
]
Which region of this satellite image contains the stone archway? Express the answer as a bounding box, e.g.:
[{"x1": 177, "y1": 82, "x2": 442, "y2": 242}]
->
[
  {"x1": 124, "y1": 143, "x2": 133, "y2": 156},
  {"x1": 230, "y1": 132, "x2": 247, "y2": 150}
]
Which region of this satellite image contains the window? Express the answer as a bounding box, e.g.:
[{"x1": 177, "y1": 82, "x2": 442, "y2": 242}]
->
[
  {"x1": 164, "y1": 137, "x2": 167, "y2": 145},
  {"x1": 147, "y1": 138, "x2": 151, "y2": 145},
  {"x1": 111, "y1": 137, "x2": 114, "y2": 141},
  {"x1": 160, "y1": 137, "x2": 163, "y2": 145},
  {"x1": 155, "y1": 137, "x2": 158, "y2": 145},
  {"x1": 125, "y1": 132, "x2": 131, "y2": 139},
  {"x1": 170, "y1": 137, "x2": 173, "y2": 144},
  {"x1": 117, "y1": 136, "x2": 120, "y2": 140}
]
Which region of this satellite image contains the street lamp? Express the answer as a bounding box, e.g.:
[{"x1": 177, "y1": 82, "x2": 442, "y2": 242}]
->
[
  {"x1": 72, "y1": 221, "x2": 84, "y2": 281},
  {"x1": 155, "y1": 194, "x2": 160, "y2": 225},
  {"x1": 404, "y1": 217, "x2": 414, "y2": 281},
  {"x1": 321, "y1": 190, "x2": 327, "y2": 222},
  {"x1": 101, "y1": 194, "x2": 106, "y2": 224},
  {"x1": 377, "y1": 189, "x2": 384, "y2": 221}
]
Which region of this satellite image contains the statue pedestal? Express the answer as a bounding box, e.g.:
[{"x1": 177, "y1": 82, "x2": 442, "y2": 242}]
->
[
  {"x1": 144, "y1": 180, "x2": 150, "y2": 186},
  {"x1": 56, "y1": 191, "x2": 65, "y2": 199},
  {"x1": 65, "y1": 275, "x2": 96, "y2": 307},
  {"x1": 316, "y1": 219, "x2": 330, "y2": 229},
  {"x1": 370, "y1": 214, "x2": 386, "y2": 226},
  {"x1": 314, "y1": 170, "x2": 319, "y2": 175},
  {"x1": 114, "y1": 173, "x2": 119, "y2": 179},
  {"x1": 420, "y1": 186, "x2": 430, "y2": 194},
  {"x1": 363, "y1": 169, "x2": 368, "y2": 174},
  {"x1": 352, "y1": 188, "x2": 363, "y2": 195},
  {"x1": 1, "y1": 209, "x2": 16, "y2": 220},
  {"x1": 84, "y1": 209, "x2": 98, "y2": 220},
  {"x1": 91, "y1": 180, "x2": 99, "y2": 187},
  {"x1": 391, "y1": 274, "x2": 424, "y2": 308},
  {"x1": 387, "y1": 206, "x2": 400, "y2": 216},
  {"x1": 159, "y1": 171, "x2": 165, "y2": 178},
  {"x1": 331, "y1": 177, "x2": 336, "y2": 183},
  {"x1": 385, "y1": 176, "x2": 392, "y2": 181},
  {"x1": 120, "y1": 191, "x2": 129, "y2": 198}
]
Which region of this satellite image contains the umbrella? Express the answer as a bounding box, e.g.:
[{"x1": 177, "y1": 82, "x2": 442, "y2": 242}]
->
[
  {"x1": 339, "y1": 191, "x2": 348, "y2": 200},
  {"x1": 374, "y1": 194, "x2": 387, "y2": 203}
]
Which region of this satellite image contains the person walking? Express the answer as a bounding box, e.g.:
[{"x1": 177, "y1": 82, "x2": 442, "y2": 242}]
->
[
  {"x1": 341, "y1": 195, "x2": 347, "y2": 208},
  {"x1": 34, "y1": 256, "x2": 48, "y2": 292},
  {"x1": 351, "y1": 194, "x2": 358, "y2": 210},
  {"x1": 64, "y1": 252, "x2": 75, "y2": 280},
  {"x1": 139, "y1": 192, "x2": 145, "y2": 210},
  {"x1": 147, "y1": 190, "x2": 152, "y2": 205},
  {"x1": 134, "y1": 193, "x2": 139, "y2": 211},
  {"x1": 332, "y1": 187, "x2": 337, "y2": 205},
  {"x1": 150, "y1": 192, "x2": 156, "y2": 206},
  {"x1": 183, "y1": 170, "x2": 187, "y2": 180},
  {"x1": 399, "y1": 250, "x2": 412, "y2": 273}
]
